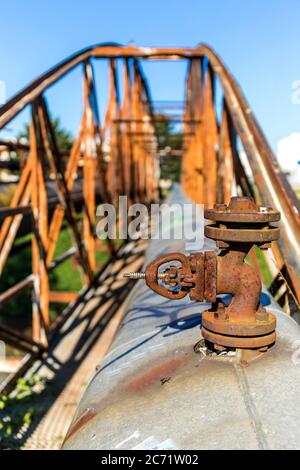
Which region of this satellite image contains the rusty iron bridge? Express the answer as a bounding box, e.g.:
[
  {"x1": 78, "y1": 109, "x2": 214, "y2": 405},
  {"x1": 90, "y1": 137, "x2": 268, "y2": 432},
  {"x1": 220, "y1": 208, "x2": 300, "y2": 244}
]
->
[{"x1": 1, "y1": 43, "x2": 300, "y2": 448}]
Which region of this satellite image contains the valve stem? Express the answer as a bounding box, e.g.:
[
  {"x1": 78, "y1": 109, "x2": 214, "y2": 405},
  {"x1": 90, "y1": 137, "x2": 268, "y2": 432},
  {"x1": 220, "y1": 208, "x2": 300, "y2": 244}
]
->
[{"x1": 123, "y1": 272, "x2": 167, "y2": 280}]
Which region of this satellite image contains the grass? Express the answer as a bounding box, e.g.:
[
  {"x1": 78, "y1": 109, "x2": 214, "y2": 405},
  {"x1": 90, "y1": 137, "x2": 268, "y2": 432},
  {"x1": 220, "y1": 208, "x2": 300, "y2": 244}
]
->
[
  {"x1": 49, "y1": 227, "x2": 82, "y2": 293},
  {"x1": 0, "y1": 374, "x2": 45, "y2": 449},
  {"x1": 0, "y1": 233, "x2": 33, "y2": 323},
  {"x1": 245, "y1": 245, "x2": 273, "y2": 289},
  {"x1": 253, "y1": 246, "x2": 273, "y2": 288},
  {"x1": 0, "y1": 185, "x2": 17, "y2": 208},
  {"x1": 0, "y1": 222, "x2": 111, "y2": 325}
]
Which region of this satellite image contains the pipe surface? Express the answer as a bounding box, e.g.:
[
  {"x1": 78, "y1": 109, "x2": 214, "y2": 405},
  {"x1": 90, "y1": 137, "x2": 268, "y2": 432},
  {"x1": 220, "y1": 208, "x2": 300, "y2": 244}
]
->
[{"x1": 63, "y1": 186, "x2": 300, "y2": 450}]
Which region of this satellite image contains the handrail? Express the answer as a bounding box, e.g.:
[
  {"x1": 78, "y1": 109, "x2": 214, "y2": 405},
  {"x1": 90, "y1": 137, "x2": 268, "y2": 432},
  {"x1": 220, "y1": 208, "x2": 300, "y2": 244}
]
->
[
  {"x1": 0, "y1": 44, "x2": 202, "y2": 129},
  {"x1": 0, "y1": 43, "x2": 159, "y2": 352}
]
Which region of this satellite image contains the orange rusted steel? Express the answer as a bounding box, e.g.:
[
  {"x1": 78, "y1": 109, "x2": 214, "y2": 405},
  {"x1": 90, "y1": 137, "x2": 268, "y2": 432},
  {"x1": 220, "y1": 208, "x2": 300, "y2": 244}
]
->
[
  {"x1": 183, "y1": 60, "x2": 224, "y2": 208},
  {"x1": 137, "y1": 62, "x2": 158, "y2": 203},
  {"x1": 121, "y1": 59, "x2": 134, "y2": 203},
  {"x1": 105, "y1": 59, "x2": 125, "y2": 205},
  {"x1": 83, "y1": 61, "x2": 110, "y2": 205},
  {"x1": 182, "y1": 62, "x2": 192, "y2": 195},
  {"x1": 45, "y1": 113, "x2": 85, "y2": 267},
  {"x1": 35, "y1": 98, "x2": 91, "y2": 281},
  {"x1": 131, "y1": 61, "x2": 158, "y2": 204},
  {"x1": 196, "y1": 44, "x2": 300, "y2": 304},
  {"x1": 202, "y1": 66, "x2": 218, "y2": 208},
  {"x1": 0, "y1": 154, "x2": 33, "y2": 274},
  {"x1": 0, "y1": 45, "x2": 207, "y2": 129},
  {"x1": 126, "y1": 197, "x2": 280, "y2": 360},
  {"x1": 131, "y1": 61, "x2": 145, "y2": 202},
  {"x1": 82, "y1": 63, "x2": 97, "y2": 272},
  {"x1": 182, "y1": 59, "x2": 204, "y2": 203},
  {"x1": 0, "y1": 275, "x2": 34, "y2": 306},
  {"x1": 30, "y1": 111, "x2": 49, "y2": 345},
  {"x1": 217, "y1": 103, "x2": 235, "y2": 204},
  {"x1": 48, "y1": 291, "x2": 78, "y2": 303},
  {"x1": 1, "y1": 41, "x2": 300, "y2": 362},
  {"x1": 43, "y1": 99, "x2": 94, "y2": 282}
]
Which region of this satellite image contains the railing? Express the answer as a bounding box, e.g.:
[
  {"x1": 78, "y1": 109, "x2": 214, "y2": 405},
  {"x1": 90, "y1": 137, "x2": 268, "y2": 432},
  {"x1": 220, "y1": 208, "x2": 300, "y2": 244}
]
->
[
  {"x1": 0, "y1": 45, "x2": 159, "y2": 352},
  {"x1": 0, "y1": 43, "x2": 300, "y2": 369}
]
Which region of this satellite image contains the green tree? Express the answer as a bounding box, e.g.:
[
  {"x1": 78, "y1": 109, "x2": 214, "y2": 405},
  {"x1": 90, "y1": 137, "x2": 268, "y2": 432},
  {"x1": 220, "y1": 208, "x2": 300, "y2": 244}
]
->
[
  {"x1": 155, "y1": 113, "x2": 183, "y2": 183},
  {"x1": 17, "y1": 117, "x2": 73, "y2": 150},
  {"x1": 155, "y1": 113, "x2": 182, "y2": 151}
]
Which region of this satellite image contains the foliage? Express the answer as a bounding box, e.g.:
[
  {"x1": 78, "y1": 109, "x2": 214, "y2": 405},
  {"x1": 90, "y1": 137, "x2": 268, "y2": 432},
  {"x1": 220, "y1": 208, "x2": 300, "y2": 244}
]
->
[
  {"x1": 253, "y1": 246, "x2": 273, "y2": 288},
  {"x1": 155, "y1": 113, "x2": 182, "y2": 183},
  {"x1": 0, "y1": 234, "x2": 33, "y2": 323},
  {"x1": 0, "y1": 226, "x2": 111, "y2": 323},
  {"x1": 0, "y1": 375, "x2": 44, "y2": 449},
  {"x1": 0, "y1": 228, "x2": 76, "y2": 322},
  {"x1": 49, "y1": 226, "x2": 82, "y2": 292},
  {"x1": 155, "y1": 113, "x2": 182, "y2": 151},
  {"x1": 0, "y1": 184, "x2": 17, "y2": 207},
  {"x1": 245, "y1": 246, "x2": 273, "y2": 288},
  {"x1": 17, "y1": 117, "x2": 73, "y2": 151}
]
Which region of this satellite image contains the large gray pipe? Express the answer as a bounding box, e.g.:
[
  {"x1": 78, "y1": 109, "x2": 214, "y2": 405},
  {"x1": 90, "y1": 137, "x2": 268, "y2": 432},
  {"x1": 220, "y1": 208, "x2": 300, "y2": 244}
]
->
[{"x1": 63, "y1": 186, "x2": 300, "y2": 450}]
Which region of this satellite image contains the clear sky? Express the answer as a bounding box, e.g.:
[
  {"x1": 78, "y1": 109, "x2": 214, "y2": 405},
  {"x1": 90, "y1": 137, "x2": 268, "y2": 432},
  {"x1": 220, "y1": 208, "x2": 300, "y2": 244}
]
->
[{"x1": 1, "y1": 0, "x2": 300, "y2": 152}]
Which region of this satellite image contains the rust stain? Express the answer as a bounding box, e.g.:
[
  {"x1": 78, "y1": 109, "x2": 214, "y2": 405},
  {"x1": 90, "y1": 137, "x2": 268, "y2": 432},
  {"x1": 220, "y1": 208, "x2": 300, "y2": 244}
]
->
[
  {"x1": 127, "y1": 358, "x2": 184, "y2": 392},
  {"x1": 64, "y1": 356, "x2": 187, "y2": 443},
  {"x1": 64, "y1": 407, "x2": 97, "y2": 442}
]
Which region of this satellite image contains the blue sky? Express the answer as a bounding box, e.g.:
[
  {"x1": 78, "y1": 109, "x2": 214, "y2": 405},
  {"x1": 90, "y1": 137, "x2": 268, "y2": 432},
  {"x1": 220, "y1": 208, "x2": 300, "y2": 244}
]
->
[{"x1": 1, "y1": 0, "x2": 300, "y2": 151}]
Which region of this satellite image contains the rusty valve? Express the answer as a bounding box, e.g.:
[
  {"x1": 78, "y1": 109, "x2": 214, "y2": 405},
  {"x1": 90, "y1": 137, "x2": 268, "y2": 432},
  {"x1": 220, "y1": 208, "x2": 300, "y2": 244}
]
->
[{"x1": 125, "y1": 197, "x2": 280, "y2": 356}]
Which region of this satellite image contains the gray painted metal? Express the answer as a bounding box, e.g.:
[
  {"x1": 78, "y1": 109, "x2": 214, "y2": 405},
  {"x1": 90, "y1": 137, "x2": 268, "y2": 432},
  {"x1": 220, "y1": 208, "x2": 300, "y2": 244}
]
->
[{"x1": 63, "y1": 186, "x2": 300, "y2": 450}]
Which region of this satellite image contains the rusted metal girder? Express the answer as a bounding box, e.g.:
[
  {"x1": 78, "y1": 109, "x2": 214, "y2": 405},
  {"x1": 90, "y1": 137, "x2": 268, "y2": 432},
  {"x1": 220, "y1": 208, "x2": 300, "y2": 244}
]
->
[
  {"x1": 0, "y1": 44, "x2": 297, "y2": 278},
  {"x1": 197, "y1": 45, "x2": 300, "y2": 306},
  {"x1": 0, "y1": 47, "x2": 159, "y2": 358},
  {"x1": 125, "y1": 197, "x2": 281, "y2": 359},
  {"x1": 0, "y1": 45, "x2": 205, "y2": 129},
  {"x1": 1, "y1": 41, "x2": 299, "y2": 372}
]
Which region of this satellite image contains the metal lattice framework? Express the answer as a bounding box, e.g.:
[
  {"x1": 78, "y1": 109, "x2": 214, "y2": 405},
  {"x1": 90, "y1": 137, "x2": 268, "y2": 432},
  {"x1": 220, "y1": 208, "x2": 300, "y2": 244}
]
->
[{"x1": 1, "y1": 43, "x2": 300, "y2": 378}]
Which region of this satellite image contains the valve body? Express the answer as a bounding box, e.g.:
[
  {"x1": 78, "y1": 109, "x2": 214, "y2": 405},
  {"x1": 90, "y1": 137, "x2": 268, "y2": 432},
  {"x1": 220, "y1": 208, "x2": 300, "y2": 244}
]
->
[{"x1": 125, "y1": 197, "x2": 280, "y2": 357}]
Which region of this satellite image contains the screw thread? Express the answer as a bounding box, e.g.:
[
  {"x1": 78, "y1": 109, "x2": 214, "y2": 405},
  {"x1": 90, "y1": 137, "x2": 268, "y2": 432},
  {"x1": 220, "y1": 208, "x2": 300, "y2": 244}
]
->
[
  {"x1": 123, "y1": 272, "x2": 146, "y2": 279},
  {"x1": 123, "y1": 272, "x2": 167, "y2": 280}
]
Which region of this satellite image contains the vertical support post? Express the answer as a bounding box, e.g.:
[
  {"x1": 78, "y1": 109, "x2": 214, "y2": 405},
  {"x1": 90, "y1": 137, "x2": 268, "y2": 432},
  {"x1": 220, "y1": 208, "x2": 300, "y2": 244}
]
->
[
  {"x1": 217, "y1": 101, "x2": 235, "y2": 204},
  {"x1": 121, "y1": 59, "x2": 134, "y2": 204},
  {"x1": 36, "y1": 95, "x2": 94, "y2": 283},
  {"x1": 83, "y1": 60, "x2": 117, "y2": 257},
  {"x1": 131, "y1": 61, "x2": 143, "y2": 202},
  {"x1": 202, "y1": 66, "x2": 218, "y2": 208},
  {"x1": 137, "y1": 62, "x2": 159, "y2": 203},
  {"x1": 30, "y1": 107, "x2": 49, "y2": 345},
  {"x1": 82, "y1": 64, "x2": 96, "y2": 272},
  {"x1": 182, "y1": 59, "x2": 204, "y2": 203},
  {"x1": 0, "y1": 155, "x2": 33, "y2": 274},
  {"x1": 105, "y1": 59, "x2": 124, "y2": 205}
]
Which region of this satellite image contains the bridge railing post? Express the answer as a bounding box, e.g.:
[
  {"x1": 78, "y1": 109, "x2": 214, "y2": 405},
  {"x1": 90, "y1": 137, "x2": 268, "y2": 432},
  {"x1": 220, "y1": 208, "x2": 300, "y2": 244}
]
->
[{"x1": 30, "y1": 109, "x2": 49, "y2": 346}]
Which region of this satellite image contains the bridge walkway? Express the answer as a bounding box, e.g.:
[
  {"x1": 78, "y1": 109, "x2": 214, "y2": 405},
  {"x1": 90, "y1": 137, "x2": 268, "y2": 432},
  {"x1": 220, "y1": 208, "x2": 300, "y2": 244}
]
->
[{"x1": 3, "y1": 239, "x2": 146, "y2": 450}]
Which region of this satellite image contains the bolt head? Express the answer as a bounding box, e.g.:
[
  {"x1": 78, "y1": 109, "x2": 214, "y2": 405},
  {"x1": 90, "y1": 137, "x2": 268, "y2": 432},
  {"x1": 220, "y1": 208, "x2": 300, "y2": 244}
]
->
[
  {"x1": 228, "y1": 196, "x2": 258, "y2": 213},
  {"x1": 214, "y1": 203, "x2": 227, "y2": 212},
  {"x1": 255, "y1": 308, "x2": 268, "y2": 321}
]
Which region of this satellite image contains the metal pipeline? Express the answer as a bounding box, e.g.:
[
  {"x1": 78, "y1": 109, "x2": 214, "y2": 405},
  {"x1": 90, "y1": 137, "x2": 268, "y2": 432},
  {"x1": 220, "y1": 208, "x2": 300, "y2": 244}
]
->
[{"x1": 62, "y1": 186, "x2": 300, "y2": 450}]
